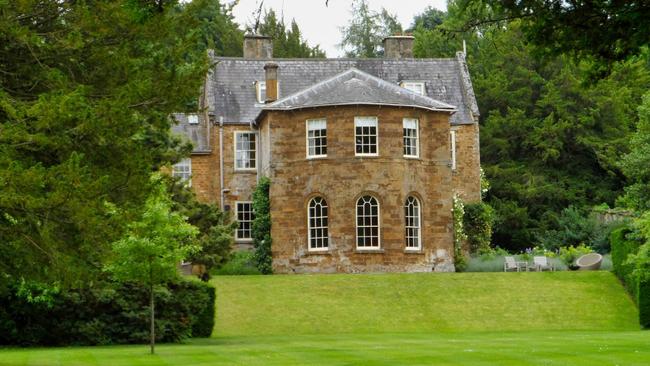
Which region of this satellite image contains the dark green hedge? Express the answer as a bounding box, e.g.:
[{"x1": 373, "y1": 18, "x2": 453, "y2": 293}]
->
[
  {"x1": 639, "y1": 279, "x2": 650, "y2": 329},
  {"x1": 610, "y1": 227, "x2": 649, "y2": 328},
  {"x1": 191, "y1": 284, "x2": 216, "y2": 337},
  {"x1": 0, "y1": 280, "x2": 215, "y2": 346}
]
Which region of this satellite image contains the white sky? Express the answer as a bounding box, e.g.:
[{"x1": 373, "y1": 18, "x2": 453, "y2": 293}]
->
[{"x1": 230, "y1": 0, "x2": 447, "y2": 57}]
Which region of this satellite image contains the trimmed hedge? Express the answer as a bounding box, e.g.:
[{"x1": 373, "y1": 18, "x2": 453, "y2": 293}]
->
[
  {"x1": 610, "y1": 227, "x2": 649, "y2": 328},
  {"x1": 0, "y1": 280, "x2": 215, "y2": 346},
  {"x1": 640, "y1": 279, "x2": 650, "y2": 328}
]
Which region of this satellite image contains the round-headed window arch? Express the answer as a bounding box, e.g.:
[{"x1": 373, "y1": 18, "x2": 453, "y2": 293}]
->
[
  {"x1": 404, "y1": 196, "x2": 421, "y2": 250},
  {"x1": 308, "y1": 197, "x2": 329, "y2": 251},
  {"x1": 356, "y1": 195, "x2": 380, "y2": 249}
]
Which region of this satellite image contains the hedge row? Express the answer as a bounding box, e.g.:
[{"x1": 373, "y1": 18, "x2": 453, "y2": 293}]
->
[
  {"x1": 0, "y1": 280, "x2": 215, "y2": 346},
  {"x1": 610, "y1": 227, "x2": 650, "y2": 328}
]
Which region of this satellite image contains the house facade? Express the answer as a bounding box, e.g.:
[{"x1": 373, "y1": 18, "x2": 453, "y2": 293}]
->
[{"x1": 172, "y1": 35, "x2": 481, "y2": 273}]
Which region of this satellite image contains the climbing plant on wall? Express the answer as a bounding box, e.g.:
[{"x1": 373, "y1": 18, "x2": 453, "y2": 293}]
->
[{"x1": 252, "y1": 177, "x2": 273, "y2": 274}]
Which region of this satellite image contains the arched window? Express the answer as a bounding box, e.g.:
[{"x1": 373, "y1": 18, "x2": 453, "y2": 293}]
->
[
  {"x1": 308, "y1": 197, "x2": 329, "y2": 251},
  {"x1": 356, "y1": 195, "x2": 380, "y2": 249},
  {"x1": 405, "y1": 196, "x2": 421, "y2": 250}
]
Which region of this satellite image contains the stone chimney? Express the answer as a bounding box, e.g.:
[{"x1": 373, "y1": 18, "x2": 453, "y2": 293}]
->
[
  {"x1": 264, "y1": 62, "x2": 279, "y2": 102},
  {"x1": 244, "y1": 34, "x2": 273, "y2": 59},
  {"x1": 383, "y1": 36, "x2": 414, "y2": 59}
]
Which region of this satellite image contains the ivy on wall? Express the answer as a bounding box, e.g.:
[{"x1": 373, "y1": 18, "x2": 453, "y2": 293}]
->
[{"x1": 252, "y1": 177, "x2": 273, "y2": 274}]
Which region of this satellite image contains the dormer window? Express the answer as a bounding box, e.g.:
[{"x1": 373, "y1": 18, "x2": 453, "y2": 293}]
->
[
  {"x1": 256, "y1": 81, "x2": 266, "y2": 103},
  {"x1": 187, "y1": 114, "x2": 199, "y2": 124},
  {"x1": 401, "y1": 81, "x2": 425, "y2": 96}
]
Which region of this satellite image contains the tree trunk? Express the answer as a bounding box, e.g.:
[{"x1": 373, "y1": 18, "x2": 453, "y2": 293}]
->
[{"x1": 150, "y1": 285, "x2": 155, "y2": 354}]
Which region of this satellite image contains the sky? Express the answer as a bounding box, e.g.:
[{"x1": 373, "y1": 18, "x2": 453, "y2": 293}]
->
[{"x1": 230, "y1": 0, "x2": 447, "y2": 57}]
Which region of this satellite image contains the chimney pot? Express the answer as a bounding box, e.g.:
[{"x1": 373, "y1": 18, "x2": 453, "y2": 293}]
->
[
  {"x1": 383, "y1": 36, "x2": 415, "y2": 59},
  {"x1": 244, "y1": 34, "x2": 273, "y2": 59},
  {"x1": 264, "y1": 62, "x2": 279, "y2": 103}
]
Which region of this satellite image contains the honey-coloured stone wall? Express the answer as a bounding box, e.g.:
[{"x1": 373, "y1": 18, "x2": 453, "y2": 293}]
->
[
  {"x1": 451, "y1": 123, "x2": 481, "y2": 203},
  {"x1": 260, "y1": 106, "x2": 456, "y2": 273}
]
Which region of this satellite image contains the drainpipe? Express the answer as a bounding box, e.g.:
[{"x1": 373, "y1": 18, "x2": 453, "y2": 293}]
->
[{"x1": 219, "y1": 116, "x2": 225, "y2": 211}]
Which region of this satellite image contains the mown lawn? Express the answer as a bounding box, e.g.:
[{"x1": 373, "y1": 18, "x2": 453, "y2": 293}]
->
[
  {"x1": 1, "y1": 271, "x2": 644, "y2": 365},
  {"x1": 2, "y1": 331, "x2": 650, "y2": 365},
  {"x1": 214, "y1": 271, "x2": 638, "y2": 336}
]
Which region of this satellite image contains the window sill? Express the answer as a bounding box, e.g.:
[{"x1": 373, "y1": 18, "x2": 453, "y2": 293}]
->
[
  {"x1": 235, "y1": 239, "x2": 253, "y2": 243},
  {"x1": 355, "y1": 154, "x2": 379, "y2": 158},
  {"x1": 306, "y1": 155, "x2": 328, "y2": 160},
  {"x1": 234, "y1": 169, "x2": 257, "y2": 174},
  {"x1": 306, "y1": 249, "x2": 331, "y2": 255},
  {"x1": 355, "y1": 248, "x2": 384, "y2": 254},
  {"x1": 403, "y1": 156, "x2": 420, "y2": 160}
]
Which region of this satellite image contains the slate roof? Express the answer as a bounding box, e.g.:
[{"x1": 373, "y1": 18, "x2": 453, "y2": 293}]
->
[
  {"x1": 171, "y1": 113, "x2": 211, "y2": 153},
  {"x1": 258, "y1": 68, "x2": 456, "y2": 119},
  {"x1": 205, "y1": 52, "x2": 479, "y2": 126}
]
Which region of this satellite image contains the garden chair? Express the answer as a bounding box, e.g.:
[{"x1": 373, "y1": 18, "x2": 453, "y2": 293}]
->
[
  {"x1": 504, "y1": 256, "x2": 527, "y2": 272},
  {"x1": 533, "y1": 256, "x2": 554, "y2": 271}
]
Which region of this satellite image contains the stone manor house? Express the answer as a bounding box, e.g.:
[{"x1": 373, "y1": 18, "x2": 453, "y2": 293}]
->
[{"x1": 172, "y1": 35, "x2": 481, "y2": 273}]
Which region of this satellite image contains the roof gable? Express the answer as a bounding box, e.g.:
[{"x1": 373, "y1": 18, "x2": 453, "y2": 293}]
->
[{"x1": 261, "y1": 68, "x2": 456, "y2": 116}]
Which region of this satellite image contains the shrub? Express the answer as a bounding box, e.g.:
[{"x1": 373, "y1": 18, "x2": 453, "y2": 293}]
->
[
  {"x1": 463, "y1": 202, "x2": 495, "y2": 254},
  {"x1": 189, "y1": 282, "x2": 216, "y2": 337},
  {"x1": 0, "y1": 279, "x2": 215, "y2": 346},
  {"x1": 214, "y1": 251, "x2": 261, "y2": 275},
  {"x1": 537, "y1": 206, "x2": 621, "y2": 252},
  {"x1": 558, "y1": 244, "x2": 593, "y2": 268}
]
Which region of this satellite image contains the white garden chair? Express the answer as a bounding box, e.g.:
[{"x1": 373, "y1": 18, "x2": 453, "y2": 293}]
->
[
  {"x1": 504, "y1": 256, "x2": 527, "y2": 272},
  {"x1": 533, "y1": 256, "x2": 554, "y2": 271}
]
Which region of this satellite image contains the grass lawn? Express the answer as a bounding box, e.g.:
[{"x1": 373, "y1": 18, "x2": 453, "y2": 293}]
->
[
  {"x1": 1, "y1": 271, "x2": 644, "y2": 365},
  {"x1": 214, "y1": 271, "x2": 638, "y2": 336},
  {"x1": 2, "y1": 331, "x2": 650, "y2": 365}
]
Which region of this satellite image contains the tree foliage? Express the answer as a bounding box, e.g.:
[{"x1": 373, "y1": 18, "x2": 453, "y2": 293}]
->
[
  {"x1": 254, "y1": 9, "x2": 325, "y2": 58},
  {"x1": 165, "y1": 176, "x2": 236, "y2": 280},
  {"x1": 339, "y1": 0, "x2": 402, "y2": 58},
  {"x1": 106, "y1": 176, "x2": 198, "y2": 354},
  {"x1": 620, "y1": 93, "x2": 650, "y2": 211},
  {"x1": 0, "y1": 0, "x2": 244, "y2": 290},
  {"x1": 457, "y1": 0, "x2": 650, "y2": 68}
]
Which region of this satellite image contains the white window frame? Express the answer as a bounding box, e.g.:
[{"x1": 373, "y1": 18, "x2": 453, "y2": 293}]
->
[
  {"x1": 354, "y1": 117, "x2": 379, "y2": 157},
  {"x1": 234, "y1": 131, "x2": 257, "y2": 171},
  {"x1": 355, "y1": 195, "x2": 381, "y2": 250},
  {"x1": 401, "y1": 81, "x2": 425, "y2": 96},
  {"x1": 307, "y1": 197, "x2": 329, "y2": 252},
  {"x1": 404, "y1": 196, "x2": 422, "y2": 251},
  {"x1": 235, "y1": 201, "x2": 254, "y2": 242},
  {"x1": 256, "y1": 81, "x2": 266, "y2": 103},
  {"x1": 172, "y1": 158, "x2": 192, "y2": 186},
  {"x1": 403, "y1": 118, "x2": 419, "y2": 158},
  {"x1": 306, "y1": 119, "x2": 328, "y2": 159},
  {"x1": 187, "y1": 114, "x2": 199, "y2": 125},
  {"x1": 450, "y1": 130, "x2": 457, "y2": 170}
]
